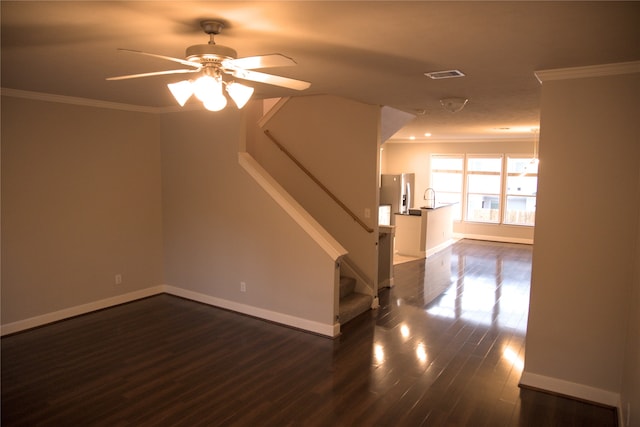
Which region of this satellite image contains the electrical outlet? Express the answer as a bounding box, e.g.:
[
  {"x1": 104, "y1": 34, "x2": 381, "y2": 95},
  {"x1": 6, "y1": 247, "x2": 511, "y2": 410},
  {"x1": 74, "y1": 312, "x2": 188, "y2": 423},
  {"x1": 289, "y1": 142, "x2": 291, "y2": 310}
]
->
[
  {"x1": 240, "y1": 281, "x2": 246, "y2": 292},
  {"x1": 364, "y1": 208, "x2": 371, "y2": 219},
  {"x1": 115, "y1": 274, "x2": 122, "y2": 285}
]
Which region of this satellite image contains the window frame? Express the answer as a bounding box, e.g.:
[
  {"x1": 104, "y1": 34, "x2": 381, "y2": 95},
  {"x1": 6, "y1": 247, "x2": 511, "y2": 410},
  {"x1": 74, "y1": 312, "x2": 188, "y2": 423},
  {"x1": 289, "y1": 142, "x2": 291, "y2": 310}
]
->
[
  {"x1": 503, "y1": 155, "x2": 538, "y2": 226},
  {"x1": 465, "y1": 154, "x2": 504, "y2": 224},
  {"x1": 430, "y1": 154, "x2": 464, "y2": 221},
  {"x1": 428, "y1": 152, "x2": 536, "y2": 227}
]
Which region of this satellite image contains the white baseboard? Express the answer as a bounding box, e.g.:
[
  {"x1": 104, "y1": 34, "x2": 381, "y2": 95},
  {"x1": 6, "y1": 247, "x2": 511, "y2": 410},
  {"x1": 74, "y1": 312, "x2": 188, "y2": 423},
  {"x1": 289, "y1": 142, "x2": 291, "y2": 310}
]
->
[
  {"x1": 2, "y1": 285, "x2": 340, "y2": 338},
  {"x1": 1, "y1": 286, "x2": 165, "y2": 336},
  {"x1": 456, "y1": 233, "x2": 533, "y2": 245},
  {"x1": 520, "y1": 371, "x2": 621, "y2": 409},
  {"x1": 164, "y1": 286, "x2": 339, "y2": 338},
  {"x1": 425, "y1": 239, "x2": 455, "y2": 258}
]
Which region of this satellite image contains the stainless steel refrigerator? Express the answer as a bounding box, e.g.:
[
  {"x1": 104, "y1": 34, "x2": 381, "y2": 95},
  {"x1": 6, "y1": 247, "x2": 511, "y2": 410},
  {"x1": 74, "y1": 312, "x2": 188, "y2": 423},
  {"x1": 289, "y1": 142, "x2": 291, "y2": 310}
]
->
[{"x1": 380, "y1": 173, "x2": 415, "y2": 225}]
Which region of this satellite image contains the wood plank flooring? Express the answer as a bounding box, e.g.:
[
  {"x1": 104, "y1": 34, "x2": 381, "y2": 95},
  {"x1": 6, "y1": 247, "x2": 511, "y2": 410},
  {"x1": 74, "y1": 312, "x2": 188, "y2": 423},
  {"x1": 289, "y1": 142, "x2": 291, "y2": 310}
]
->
[{"x1": 2, "y1": 239, "x2": 617, "y2": 426}]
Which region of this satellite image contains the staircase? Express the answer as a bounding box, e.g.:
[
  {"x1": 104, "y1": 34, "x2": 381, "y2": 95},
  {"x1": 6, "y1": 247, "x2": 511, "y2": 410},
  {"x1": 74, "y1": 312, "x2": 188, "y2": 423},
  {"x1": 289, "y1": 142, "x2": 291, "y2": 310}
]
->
[{"x1": 339, "y1": 276, "x2": 373, "y2": 325}]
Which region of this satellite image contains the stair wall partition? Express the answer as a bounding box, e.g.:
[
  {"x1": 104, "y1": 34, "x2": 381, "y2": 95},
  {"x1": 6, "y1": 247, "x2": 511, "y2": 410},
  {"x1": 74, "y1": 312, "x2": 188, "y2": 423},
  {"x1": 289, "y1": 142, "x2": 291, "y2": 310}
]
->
[
  {"x1": 263, "y1": 129, "x2": 373, "y2": 234},
  {"x1": 238, "y1": 153, "x2": 347, "y2": 262},
  {"x1": 157, "y1": 107, "x2": 352, "y2": 338},
  {"x1": 238, "y1": 152, "x2": 347, "y2": 335},
  {"x1": 246, "y1": 95, "x2": 382, "y2": 302}
]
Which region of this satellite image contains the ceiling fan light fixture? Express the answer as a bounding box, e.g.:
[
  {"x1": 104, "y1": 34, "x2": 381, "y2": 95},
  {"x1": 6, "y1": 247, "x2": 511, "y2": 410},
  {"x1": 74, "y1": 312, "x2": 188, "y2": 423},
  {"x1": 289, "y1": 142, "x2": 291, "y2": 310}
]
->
[
  {"x1": 203, "y1": 94, "x2": 227, "y2": 112},
  {"x1": 192, "y1": 75, "x2": 222, "y2": 103},
  {"x1": 111, "y1": 20, "x2": 309, "y2": 113},
  {"x1": 167, "y1": 80, "x2": 193, "y2": 106},
  {"x1": 192, "y1": 74, "x2": 228, "y2": 111},
  {"x1": 226, "y1": 82, "x2": 254, "y2": 109}
]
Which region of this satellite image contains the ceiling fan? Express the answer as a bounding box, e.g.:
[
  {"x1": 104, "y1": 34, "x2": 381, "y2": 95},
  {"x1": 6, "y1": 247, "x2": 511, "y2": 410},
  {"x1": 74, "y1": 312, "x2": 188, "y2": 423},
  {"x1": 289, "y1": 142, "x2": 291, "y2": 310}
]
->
[{"x1": 107, "y1": 20, "x2": 311, "y2": 111}]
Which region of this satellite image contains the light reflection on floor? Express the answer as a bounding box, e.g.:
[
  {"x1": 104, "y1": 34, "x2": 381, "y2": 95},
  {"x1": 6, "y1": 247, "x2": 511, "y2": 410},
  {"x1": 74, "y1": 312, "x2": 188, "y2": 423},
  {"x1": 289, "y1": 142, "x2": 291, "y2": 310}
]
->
[{"x1": 369, "y1": 240, "x2": 532, "y2": 423}]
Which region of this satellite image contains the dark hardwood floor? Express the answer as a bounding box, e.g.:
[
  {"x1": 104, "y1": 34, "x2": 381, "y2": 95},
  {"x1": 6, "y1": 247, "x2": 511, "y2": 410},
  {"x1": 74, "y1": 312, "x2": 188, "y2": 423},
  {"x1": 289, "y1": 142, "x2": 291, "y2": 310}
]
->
[{"x1": 2, "y1": 239, "x2": 617, "y2": 426}]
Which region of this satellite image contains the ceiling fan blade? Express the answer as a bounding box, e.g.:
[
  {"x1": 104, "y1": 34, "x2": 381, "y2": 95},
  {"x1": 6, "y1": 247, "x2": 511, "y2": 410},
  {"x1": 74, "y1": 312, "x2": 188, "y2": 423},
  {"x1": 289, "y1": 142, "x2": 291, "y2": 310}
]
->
[
  {"x1": 232, "y1": 69, "x2": 311, "y2": 90},
  {"x1": 106, "y1": 69, "x2": 200, "y2": 81},
  {"x1": 116, "y1": 48, "x2": 201, "y2": 69},
  {"x1": 224, "y1": 54, "x2": 297, "y2": 70}
]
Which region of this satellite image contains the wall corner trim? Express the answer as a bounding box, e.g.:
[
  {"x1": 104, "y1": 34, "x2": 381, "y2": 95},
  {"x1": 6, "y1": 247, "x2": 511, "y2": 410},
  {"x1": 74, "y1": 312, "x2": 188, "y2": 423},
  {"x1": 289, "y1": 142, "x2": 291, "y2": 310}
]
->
[
  {"x1": 519, "y1": 370, "x2": 621, "y2": 409},
  {"x1": 0, "y1": 87, "x2": 165, "y2": 113},
  {"x1": 535, "y1": 61, "x2": 640, "y2": 84},
  {"x1": 0, "y1": 87, "x2": 202, "y2": 113}
]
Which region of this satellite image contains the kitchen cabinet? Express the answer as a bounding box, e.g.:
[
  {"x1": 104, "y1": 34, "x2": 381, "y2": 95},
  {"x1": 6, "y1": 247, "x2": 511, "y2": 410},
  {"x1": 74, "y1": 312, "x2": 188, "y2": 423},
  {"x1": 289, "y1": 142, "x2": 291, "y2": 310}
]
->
[{"x1": 394, "y1": 204, "x2": 455, "y2": 258}]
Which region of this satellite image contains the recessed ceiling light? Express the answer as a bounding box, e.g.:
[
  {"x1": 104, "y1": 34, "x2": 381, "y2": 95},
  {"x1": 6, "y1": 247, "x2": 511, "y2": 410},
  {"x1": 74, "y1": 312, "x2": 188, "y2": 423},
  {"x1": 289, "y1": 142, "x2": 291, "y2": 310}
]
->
[
  {"x1": 493, "y1": 126, "x2": 538, "y2": 133},
  {"x1": 409, "y1": 136, "x2": 416, "y2": 140},
  {"x1": 425, "y1": 70, "x2": 465, "y2": 79},
  {"x1": 424, "y1": 132, "x2": 432, "y2": 137}
]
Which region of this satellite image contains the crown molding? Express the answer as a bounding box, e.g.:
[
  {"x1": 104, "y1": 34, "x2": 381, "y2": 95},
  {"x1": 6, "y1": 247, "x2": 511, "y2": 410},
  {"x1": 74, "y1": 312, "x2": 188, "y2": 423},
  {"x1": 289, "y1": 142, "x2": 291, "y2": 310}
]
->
[
  {"x1": 0, "y1": 88, "x2": 165, "y2": 113},
  {"x1": 387, "y1": 134, "x2": 535, "y2": 144},
  {"x1": 535, "y1": 61, "x2": 640, "y2": 84}
]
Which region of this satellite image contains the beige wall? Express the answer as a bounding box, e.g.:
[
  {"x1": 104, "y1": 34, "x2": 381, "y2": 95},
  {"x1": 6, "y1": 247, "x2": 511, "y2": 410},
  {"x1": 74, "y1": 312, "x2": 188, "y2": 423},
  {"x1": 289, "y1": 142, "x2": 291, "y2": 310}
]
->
[
  {"x1": 622, "y1": 190, "x2": 640, "y2": 424},
  {"x1": 382, "y1": 139, "x2": 535, "y2": 242},
  {"x1": 1, "y1": 95, "x2": 341, "y2": 334},
  {"x1": 160, "y1": 108, "x2": 337, "y2": 328},
  {"x1": 1, "y1": 96, "x2": 164, "y2": 324},
  {"x1": 250, "y1": 95, "x2": 381, "y2": 288},
  {"x1": 524, "y1": 70, "x2": 640, "y2": 409}
]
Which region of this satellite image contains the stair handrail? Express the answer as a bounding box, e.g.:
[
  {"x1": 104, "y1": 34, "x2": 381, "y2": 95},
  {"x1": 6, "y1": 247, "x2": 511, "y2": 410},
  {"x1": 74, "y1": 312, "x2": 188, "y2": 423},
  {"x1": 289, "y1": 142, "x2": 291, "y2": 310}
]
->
[{"x1": 264, "y1": 129, "x2": 374, "y2": 234}]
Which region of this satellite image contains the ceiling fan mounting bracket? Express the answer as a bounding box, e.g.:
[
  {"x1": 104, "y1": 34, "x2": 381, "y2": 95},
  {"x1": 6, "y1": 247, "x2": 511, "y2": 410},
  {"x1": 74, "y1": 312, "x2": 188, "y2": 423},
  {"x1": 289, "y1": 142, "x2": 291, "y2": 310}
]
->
[
  {"x1": 185, "y1": 43, "x2": 238, "y2": 62},
  {"x1": 200, "y1": 20, "x2": 224, "y2": 36},
  {"x1": 185, "y1": 20, "x2": 237, "y2": 63}
]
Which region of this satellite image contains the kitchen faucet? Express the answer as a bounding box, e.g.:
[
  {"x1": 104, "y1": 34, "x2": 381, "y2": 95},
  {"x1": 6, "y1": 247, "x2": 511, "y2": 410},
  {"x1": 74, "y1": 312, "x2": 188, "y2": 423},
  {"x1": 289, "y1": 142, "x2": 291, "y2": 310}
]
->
[{"x1": 423, "y1": 188, "x2": 436, "y2": 208}]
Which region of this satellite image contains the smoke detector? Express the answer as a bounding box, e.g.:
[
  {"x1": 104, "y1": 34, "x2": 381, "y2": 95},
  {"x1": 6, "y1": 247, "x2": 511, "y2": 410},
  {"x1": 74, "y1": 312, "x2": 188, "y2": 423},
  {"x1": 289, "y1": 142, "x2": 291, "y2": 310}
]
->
[{"x1": 440, "y1": 97, "x2": 469, "y2": 113}]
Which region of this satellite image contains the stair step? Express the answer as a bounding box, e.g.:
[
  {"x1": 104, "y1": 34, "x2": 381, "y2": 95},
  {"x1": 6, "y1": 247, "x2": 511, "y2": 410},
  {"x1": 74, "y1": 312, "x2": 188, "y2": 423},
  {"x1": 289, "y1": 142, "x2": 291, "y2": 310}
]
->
[
  {"x1": 339, "y1": 276, "x2": 356, "y2": 299},
  {"x1": 339, "y1": 292, "x2": 372, "y2": 325}
]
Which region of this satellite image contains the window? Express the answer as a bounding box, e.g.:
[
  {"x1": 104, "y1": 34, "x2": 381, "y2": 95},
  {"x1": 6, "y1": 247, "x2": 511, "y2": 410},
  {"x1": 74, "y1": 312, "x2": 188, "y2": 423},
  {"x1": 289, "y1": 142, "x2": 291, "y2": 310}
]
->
[
  {"x1": 429, "y1": 152, "x2": 536, "y2": 227},
  {"x1": 466, "y1": 156, "x2": 502, "y2": 223},
  {"x1": 505, "y1": 157, "x2": 538, "y2": 226},
  {"x1": 431, "y1": 155, "x2": 463, "y2": 220}
]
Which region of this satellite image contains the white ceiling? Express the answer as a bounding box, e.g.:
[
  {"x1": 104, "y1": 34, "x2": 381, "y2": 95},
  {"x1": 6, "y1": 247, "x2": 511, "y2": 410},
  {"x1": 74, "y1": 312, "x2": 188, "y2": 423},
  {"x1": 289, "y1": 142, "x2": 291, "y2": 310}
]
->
[{"x1": 2, "y1": 1, "x2": 638, "y2": 142}]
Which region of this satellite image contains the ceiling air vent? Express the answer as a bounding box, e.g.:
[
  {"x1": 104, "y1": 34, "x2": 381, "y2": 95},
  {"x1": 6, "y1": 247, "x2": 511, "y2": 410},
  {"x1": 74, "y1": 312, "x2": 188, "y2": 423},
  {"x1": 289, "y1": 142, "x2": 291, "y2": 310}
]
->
[{"x1": 424, "y1": 70, "x2": 465, "y2": 79}]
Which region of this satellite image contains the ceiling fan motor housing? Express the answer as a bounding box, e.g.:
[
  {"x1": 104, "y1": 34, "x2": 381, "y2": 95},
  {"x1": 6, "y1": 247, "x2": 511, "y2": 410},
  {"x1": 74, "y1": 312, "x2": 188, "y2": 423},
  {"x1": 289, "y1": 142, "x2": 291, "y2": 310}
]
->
[{"x1": 186, "y1": 44, "x2": 238, "y2": 62}]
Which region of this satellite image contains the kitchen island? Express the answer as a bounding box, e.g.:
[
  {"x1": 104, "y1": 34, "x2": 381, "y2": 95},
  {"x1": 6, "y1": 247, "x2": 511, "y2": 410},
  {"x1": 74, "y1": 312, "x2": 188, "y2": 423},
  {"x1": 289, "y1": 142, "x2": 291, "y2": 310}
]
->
[{"x1": 394, "y1": 203, "x2": 455, "y2": 258}]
